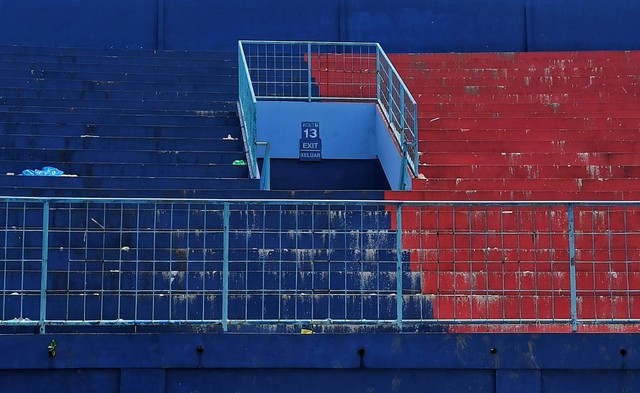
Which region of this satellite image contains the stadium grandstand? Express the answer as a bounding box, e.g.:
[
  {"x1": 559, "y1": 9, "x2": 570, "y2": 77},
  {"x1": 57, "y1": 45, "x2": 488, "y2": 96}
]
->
[{"x1": 1, "y1": 1, "x2": 639, "y2": 392}]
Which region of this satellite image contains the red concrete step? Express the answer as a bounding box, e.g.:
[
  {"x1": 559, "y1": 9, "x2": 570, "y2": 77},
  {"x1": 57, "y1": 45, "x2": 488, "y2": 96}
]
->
[
  {"x1": 430, "y1": 294, "x2": 573, "y2": 320},
  {"x1": 417, "y1": 92, "x2": 638, "y2": 105},
  {"x1": 409, "y1": 83, "x2": 640, "y2": 96},
  {"x1": 412, "y1": 178, "x2": 640, "y2": 192},
  {"x1": 421, "y1": 102, "x2": 640, "y2": 115},
  {"x1": 389, "y1": 51, "x2": 640, "y2": 69},
  {"x1": 447, "y1": 324, "x2": 640, "y2": 333},
  {"x1": 430, "y1": 293, "x2": 638, "y2": 321},
  {"x1": 420, "y1": 129, "x2": 640, "y2": 143},
  {"x1": 419, "y1": 110, "x2": 640, "y2": 120},
  {"x1": 419, "y1": 140, "x2": 640, "y2": 154},
  {"x1": 387, "y1": 189, "x2": 640, "y2": 201},
  {"x1": 409, "y1": 248, "x2": 638, "y2": 269},
  {"x1": 398, "y1": 66, "x2": 640, "y2": 79},
  {"x1": 419, "y1": 152, "x2": 640, "y2": 166},
  {"x1": 403, "y1": 75, "x2": 639, "y2": 89},
  {"x1": 419, "y1": 117, "x2": 640, "y2": 130},
  {"x1": 420, "y1": 271, "x2": 640, "y2": 294},
  {"x1": 418, "y1": 164, "x2": 640, "y2": 180}
]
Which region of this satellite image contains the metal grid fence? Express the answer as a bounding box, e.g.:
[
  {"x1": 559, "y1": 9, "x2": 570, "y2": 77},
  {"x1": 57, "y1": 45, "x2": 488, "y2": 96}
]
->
[
  {"x1": 1, "y1": 198, "x2": 639, "y2": 333},
  {"x1": 238, "y1": 40, "x2": 419, "y2": 179}
]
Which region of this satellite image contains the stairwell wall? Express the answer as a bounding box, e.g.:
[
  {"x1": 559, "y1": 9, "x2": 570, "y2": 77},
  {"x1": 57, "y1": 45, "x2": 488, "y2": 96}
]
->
[{"x1": 254, "y1": 101, "x2": 394, "y2": 190}]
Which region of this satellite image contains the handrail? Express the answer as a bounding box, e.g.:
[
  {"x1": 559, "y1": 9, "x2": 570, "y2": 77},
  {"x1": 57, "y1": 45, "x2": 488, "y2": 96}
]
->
[
  {"x1": 375, "y1": 43, "x2": 419, "y2": 177},
  {"x1": 238, "y1": 40, "x2": 420, "y2": 184},
  {"x1": 256, "y1": 141, "x2": 271, "y2": 190},
  {"x1": 238, "y1": 42, "x2": 259, "y2": 178}
]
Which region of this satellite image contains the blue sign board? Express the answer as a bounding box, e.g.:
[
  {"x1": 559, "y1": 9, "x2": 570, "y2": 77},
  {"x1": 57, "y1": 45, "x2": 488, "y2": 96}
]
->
[{"x1": 299, "y1": 121, "x2": 322, "y2": 161}]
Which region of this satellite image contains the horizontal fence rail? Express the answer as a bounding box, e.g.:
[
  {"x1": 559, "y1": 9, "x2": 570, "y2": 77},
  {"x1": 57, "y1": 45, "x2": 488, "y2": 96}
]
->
[
  {"x1": 1, "y1": 197, "x2": 639, "y2": 333},
  {"x1": 238, "y1": 40, "x2": 419, "y2": 178}
]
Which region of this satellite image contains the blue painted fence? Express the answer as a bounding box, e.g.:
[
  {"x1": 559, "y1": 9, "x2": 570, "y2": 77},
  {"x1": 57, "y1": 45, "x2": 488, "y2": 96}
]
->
[{"x1": 2, "y1": 197, "x2": 639, "y2": 333}]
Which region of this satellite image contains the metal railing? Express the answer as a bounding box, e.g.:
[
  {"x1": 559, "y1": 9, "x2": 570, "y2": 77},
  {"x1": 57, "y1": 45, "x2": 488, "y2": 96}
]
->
[
  {"x1": 238, "y1": 40, "x2": 419, "y2": 178},
  {"x1": 1, "y1": 197, "x2": 639, "y2": 333},
  {"x1": 237, "y1": 44, "x2": 259, "y2": 180}
]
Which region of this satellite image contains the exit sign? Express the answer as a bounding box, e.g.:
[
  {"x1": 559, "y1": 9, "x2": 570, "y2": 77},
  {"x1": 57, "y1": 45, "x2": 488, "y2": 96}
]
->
[{"x1": 299, "y1": 121, "x2": 322, "y2": 161}]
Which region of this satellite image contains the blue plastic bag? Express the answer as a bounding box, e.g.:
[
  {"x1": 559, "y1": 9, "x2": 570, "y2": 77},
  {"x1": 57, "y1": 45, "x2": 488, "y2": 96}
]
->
[{"x1": 22, "y1": 166, "x2": 65, "y2": 176}]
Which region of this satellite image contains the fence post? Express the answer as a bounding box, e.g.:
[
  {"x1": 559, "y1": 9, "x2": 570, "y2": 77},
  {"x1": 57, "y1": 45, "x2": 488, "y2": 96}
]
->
[
  {"x1": 388, "y1": 66, "x2": 394, "y2": 126},
  {"x1": 568, "y1": 204, "x2": 578, "y2": 332},
  {"x1": 413, "y1": 106, "x2": 419, "y2": 175},
  {"x1": 257, "y1": 141, "x2": 271, "y2": 190},
  {"x1": 376, "y1": 46, "x2": 382, "y2": 102},
  {"x1": 307, "y1": 43, "x2": 312, "y2": 102},
  {"x1": 395, "y1": 204, "x2": 404, "y2": 329},
  {"x1": 400, "y1": 93, "x2": 405, "y2": 131},
  {"x1": 39, "y1": 200, "x2": 50, "y2": 334},
  {"x1": 222, "y1": 203, "x2": 230, "y2": 331}
]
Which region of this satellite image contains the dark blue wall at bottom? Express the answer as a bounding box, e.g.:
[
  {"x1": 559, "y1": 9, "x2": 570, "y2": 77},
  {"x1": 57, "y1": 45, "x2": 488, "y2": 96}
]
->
[{"x1": 0, "y1": 333, "x2": 638, "y2": 393}]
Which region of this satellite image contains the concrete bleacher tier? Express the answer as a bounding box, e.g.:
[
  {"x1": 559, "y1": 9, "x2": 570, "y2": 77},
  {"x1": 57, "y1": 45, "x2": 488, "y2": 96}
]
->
[
  {"x1": 2, "y1": 46, "x2": 640, "y2": 334},
  {"x1": 0, "y1": 45, "x2": 258, "y2": 197},
  {"x1": 387, "y1": 51, "x2": 640, "y2": 201},
  {"x1": 0, "y1": 45, "x2": 412, "y2": 332},
  {"x1": 385, "y1": 51, "x2": 640, "y2": 331}
]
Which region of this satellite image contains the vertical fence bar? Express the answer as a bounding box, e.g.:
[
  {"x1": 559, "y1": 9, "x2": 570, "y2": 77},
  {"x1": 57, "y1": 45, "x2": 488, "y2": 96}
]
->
[
  {"x1": 387, "y1": 66, "x2": 394, "y2": 128},
  {"x1": 222, "y1": 203, "x2": 230, "y2": 331},
  {"x1": 307, "y1": 43, "x2": 312, "y2": 102},
  {"x1": 413, "y1": 106, "x2": 419, "y2": 175},
  {"x1": 376, "y1": 46, "x2": 381, "y2": 102},
  {"x1": 395, "y1": 204, "x2": 403, "y2": 329},
  {"x1": 400, "y1": 93, "x2": 405, "y2": 131},
  {"x1": 39, "y1": 200, "x2": 50, "y2": 334},
  {"x1": 568, "y1": 204, "x2": 578, "y2": 332}
]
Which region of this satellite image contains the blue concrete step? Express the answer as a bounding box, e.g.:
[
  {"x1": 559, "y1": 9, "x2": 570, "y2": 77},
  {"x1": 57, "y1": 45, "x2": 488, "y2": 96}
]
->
[
  {"x1": 0, "y1": 110, "x2": 240, "y2": 126},
  {"x1": 0, "y1": 147, "x2": 246, "y2": 164},
  {"x1": 1, "y1": 161, "x2": 248, "y2": 178},
  {"x1": 1, "y1": 105, "x2": 237, "y2": 117},
  {"x1": 0, "y1": 87, "x2": 237, "y2": 101},
  {"x1": 0, "y1": 46, "x2": 237, "y2": 61},
  {"x1": 0, "y1": 57, "x2": 238, "y2": 73},
  {"x1": 0, "y1": 46, "x2": 256, "y2": 200},
  {"x1": 0, "y1": 60, "x2": 237, "y2": 75},
  {"x1": 0, "y1": 97, "x2": 238, "y2": 111},
  {"x1": 0, "y1": 187, "x2": 246, "y2": 198},
  {"x1": 0, "y1": 134, "x2": 244, "y2": 151},
  {"x1": 0, "y1": 176, "x2": 260, "y2": 193},
  {"x1": 0, "y1": 77, "x2": 238, "y2": 92},
  {"x1": 1, "y1": 123, "x2": 241, "y2": 138},
  {"x1": 0, "y1": 189, "x2": 386, "y2": 200},
  {"x1": 0, "y1": 68, "x2": 236, "y2": 84}
]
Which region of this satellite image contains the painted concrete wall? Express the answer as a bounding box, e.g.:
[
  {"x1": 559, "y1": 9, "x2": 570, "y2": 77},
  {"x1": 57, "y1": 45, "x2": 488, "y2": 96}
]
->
[
  {"x1": 374, "y1": 109, "x2": 411, "y2": 191},
  {"x1": 256, "y1": 101, "x2": 405, "y2": 190},
  {"x1": 1, "y1": 0, "x2": 639, "y2": 52},
  {"x1": 0, "y1": 0, "x2": 158, "y2": 49},
  {"x1": 256, "y1": 101, "x2": 377, "y2": 159},
  {"x1": 1, "y1": 333, "x2": 638, "y2": 393}
]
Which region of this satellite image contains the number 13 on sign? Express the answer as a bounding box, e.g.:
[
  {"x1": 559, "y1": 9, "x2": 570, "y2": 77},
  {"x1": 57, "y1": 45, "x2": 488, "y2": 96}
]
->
[{"x1": 302, "y1": 122, "x2": 319, "y2": 139}]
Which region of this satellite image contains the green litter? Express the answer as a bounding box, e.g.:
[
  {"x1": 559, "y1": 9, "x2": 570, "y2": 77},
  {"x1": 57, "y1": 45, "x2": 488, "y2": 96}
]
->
[{"x1": 232, "y1": 159, "x2": 247, "y2": 166}]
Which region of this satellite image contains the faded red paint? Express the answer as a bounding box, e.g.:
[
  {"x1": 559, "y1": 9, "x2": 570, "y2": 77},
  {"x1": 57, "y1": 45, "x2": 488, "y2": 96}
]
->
[{"x1": 311, "y1": 51, "x2": 640, "y2": 331}]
